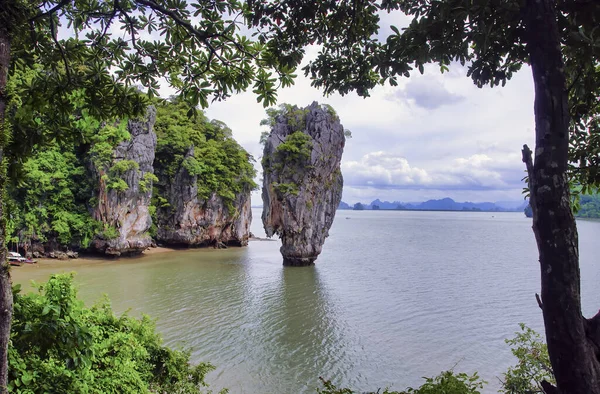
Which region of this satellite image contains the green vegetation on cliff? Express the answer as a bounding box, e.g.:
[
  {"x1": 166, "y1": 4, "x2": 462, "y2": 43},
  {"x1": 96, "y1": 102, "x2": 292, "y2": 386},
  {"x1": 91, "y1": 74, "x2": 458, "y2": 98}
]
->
[
  {"x1": 6, "y1": 99, "x2": 256, "y2": 252},
  {"x1": 154, "y1": 100, "x2": 257, "y2": 205},
  {"x1": 260, "y1": 104, "x2": 321, "y2": 199}
]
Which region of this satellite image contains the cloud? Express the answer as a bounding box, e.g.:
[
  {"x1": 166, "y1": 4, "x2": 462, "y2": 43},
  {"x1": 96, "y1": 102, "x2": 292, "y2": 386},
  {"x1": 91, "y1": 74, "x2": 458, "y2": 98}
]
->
[
  {"x1": 342, "y1": 152, "x2": 521, "y2": 191},
  {"x1": 394, "y1": 77, "x2": 465, "y2": 109},
  {"x1": 203, "y1": 49, "x2": 535, "y2": 204}
]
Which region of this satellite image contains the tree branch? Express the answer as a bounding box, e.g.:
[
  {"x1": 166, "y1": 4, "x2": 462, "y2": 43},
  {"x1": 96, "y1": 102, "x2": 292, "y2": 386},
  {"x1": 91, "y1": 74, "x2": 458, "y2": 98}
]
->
[
  {"x1": 585, "y1": 311, "x2": 600, "y2": 361},
  {"x1": 135, "y1": 0, "x2": 255, "y2": 62},
  {"x1": 49, "y1": 17, "x2": 71, "y2": 84},
  {"x1": 522, "y1": 144, "x2": 534, "y2": 178},
  {"x1": 536, "y1": 293, "x2": 544, "y2": 310},
  {"x1": 94, "y1": 1, "x2": 119, "y2": 46},
  {"x1": 522, "y1": 144, "x2": 536, "y2": 216},
  {"x1": 541, "y1": 380, "x2": 560, "y2": 394},
  {"x1": 30, "y1": 0, "x2": 72, "y2": 21},
  {"x1": 134, "y1": 0, "x2": 209, "y2": 41}
]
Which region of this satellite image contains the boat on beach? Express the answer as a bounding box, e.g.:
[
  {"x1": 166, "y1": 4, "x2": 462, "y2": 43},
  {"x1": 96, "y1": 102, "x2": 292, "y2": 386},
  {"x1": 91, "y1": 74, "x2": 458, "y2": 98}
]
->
[
  {"x1": 8, "y1": 252, "x2": 36, "y2": 266},
  {"x1": 8, "y1": 252, "x2": 26, "y2": 266}
]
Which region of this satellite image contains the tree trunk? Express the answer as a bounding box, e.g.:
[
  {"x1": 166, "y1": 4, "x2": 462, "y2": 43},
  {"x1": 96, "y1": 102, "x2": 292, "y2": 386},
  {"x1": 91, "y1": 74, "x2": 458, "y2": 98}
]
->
[
  {"x1": 523, "y1": 0, "x2": 600, "y2": 393},
  {"x1": 0, "y1": 28, "x2": 11, "y2": 394}
]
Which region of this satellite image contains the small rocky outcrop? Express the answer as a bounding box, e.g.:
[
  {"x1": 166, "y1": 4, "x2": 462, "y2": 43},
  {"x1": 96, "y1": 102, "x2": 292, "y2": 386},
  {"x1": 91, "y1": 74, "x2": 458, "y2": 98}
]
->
[
  {"x1": 90, "y1": 107, "x2": 157, "y2": 256},
  {"x1": 261, "y1": 102, "x2": 345, "y2": 266},
  {"x1": 156, "y1": 147, "x2": 252, "y2": 247},
  {"x1": 27, "y1": 239, "x2": 78, "y2": 259}
]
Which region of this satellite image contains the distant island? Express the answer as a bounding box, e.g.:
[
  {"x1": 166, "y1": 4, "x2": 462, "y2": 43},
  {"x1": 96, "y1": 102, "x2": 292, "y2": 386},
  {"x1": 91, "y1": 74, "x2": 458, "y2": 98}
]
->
[
  {"x1": 338, "y1": 196, "x2": 600, "y2": 218},
  {"x1": 338, "y1": 197, "x2": 527, "y2": 212}
]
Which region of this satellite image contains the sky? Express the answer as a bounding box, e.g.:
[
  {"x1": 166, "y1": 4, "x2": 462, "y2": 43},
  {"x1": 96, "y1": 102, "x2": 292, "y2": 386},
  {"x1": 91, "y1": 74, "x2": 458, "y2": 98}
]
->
[
  {"x1": 133, "y1": 9, "x2": 537, "y2": 206},
  {"x1": 201, "y1": 46, "x2": 536, "y2": 206}
]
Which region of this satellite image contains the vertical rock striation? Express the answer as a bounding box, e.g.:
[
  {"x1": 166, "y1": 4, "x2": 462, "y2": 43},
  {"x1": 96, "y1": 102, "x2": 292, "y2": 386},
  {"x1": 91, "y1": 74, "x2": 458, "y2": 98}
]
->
[
  {"x1": 261, "y1": 102, "x2": 345, "y2": 266},
  {"x1": 91, "y1": 107, "x2": 157, "y2": 256},
  {"x1": 155, "y1": 147, "x2": 252, "y2": 247}
]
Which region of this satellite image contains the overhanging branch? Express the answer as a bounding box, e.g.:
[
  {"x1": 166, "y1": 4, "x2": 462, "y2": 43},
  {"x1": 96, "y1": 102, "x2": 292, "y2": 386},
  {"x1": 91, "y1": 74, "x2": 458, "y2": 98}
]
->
[
  {"x1": 134, "y1": 0, "x2": 209, "y2": 41},
  {"x1": 49, "y1": 17, "x2": 71, "y2": 84},
  {"x1": 30, "y1": 0, "x2": 71, "y2": 21}
]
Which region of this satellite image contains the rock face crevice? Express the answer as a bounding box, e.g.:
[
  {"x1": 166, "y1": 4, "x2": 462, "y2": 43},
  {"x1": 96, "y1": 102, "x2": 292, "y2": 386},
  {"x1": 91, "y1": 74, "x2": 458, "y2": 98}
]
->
[
  {"x1": 90, "y1": 107, "x2": 157, "y2": 256},
  {"x1": 155, "y1": 147, "x2": 252, "y2": 247},
  {"x1": 261, "y1": 102, "x2": 345, "y2": 266}
]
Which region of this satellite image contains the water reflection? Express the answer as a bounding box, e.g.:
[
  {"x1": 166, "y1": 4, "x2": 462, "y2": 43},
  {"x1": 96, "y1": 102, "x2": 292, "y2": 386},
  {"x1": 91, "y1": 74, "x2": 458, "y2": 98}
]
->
[{"x1": 261, "y1": 267, "x2": 347, "y2": 393}]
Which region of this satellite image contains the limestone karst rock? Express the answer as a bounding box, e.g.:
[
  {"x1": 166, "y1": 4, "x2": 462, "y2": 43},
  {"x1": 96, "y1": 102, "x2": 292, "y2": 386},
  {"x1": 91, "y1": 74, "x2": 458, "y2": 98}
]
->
[
  {"x1": 261, "y1": 102, "x2": 345, "y2": 266},
  {"x1": 90, "y1": 107, "x2": 157, "y2": 256},
  {"x1": 155, "y1": 146, "x2": 252, "y2": 247}
]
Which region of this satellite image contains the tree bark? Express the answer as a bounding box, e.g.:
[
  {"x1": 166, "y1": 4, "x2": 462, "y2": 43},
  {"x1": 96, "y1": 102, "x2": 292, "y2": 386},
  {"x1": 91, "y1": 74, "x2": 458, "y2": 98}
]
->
[
  {"x1": 523, "y1": 0, "x2": 600, "y2": 392},
  {"x1": 0, "y1": 28, "x2": 11, "y2": 394}
]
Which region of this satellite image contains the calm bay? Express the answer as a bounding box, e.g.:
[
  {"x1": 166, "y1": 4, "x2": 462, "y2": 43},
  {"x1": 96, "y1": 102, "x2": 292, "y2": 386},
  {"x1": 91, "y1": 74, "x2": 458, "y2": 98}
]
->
[{"x1": 11, "y1": 209, "x2": 600, "y2": 393}]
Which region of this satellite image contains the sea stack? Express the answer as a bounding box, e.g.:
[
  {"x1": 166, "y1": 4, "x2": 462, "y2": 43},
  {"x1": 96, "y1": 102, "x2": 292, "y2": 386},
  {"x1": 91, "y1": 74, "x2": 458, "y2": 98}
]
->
[
  {"x1": 261, "y1": 102, "x2": 345, "y2": 266},
  {"x1": 155, "y1": 146, "x2": 252, "y2": 247},
  {"x1": 90, "y1": 107, "x2": 157, "y2": 256}
]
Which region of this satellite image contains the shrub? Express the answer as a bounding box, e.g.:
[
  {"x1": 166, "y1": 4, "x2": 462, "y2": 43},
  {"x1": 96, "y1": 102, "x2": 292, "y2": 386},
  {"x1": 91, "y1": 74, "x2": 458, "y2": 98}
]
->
[
  {"x1": 9, "y1": 274, "x2": 225, "y2": 394},
  {"x1": 500, "y1": 324, "x2": 554, "y2": 394},
  {"x1": 318, "y1": 370, "x2": 485, "y2": 394}
]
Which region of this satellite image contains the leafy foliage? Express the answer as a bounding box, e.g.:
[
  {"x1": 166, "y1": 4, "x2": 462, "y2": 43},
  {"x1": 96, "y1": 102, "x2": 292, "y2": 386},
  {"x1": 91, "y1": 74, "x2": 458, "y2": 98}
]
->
[
  {"x1": 6, "y1": 143, "x2": 101, "y2": 247},
  {"x1": 5, "y1": 108, "x2": 140, "y2": 249},
  {"x1": 576, "y1": 194, "x2": 600, "y2": 218},
  {"x1": 153, "y1": 99, "x2": 256, "y2": 210},
  {"x1": 500, "y1": 324, "x2": 555, "y2": 394},
  {"x1": 8, "y1": 274, "x2": 224, "y2": 394},
  {"x1": 260, "y1": 104, "x2": 317, "y2": 182},
  {"x1": 262, "y1": 130, "x2": 312, "y2": 199},
  {"x1": 260, "y1": 104, "x2": 309, "y2": 133},
  {"x1": 272, "y1": 182, "x2": 299, "y2": 196},
  {"x1": 6, "y1": 97, "x2": 257, "y2": 249},
  {"x1": 274, "y1": 131, "x2": 312, "y2": 166},
  {"x1": 317, "y1": 370, "x2": 485, "y2": 394},
  {"x1": 4, "y1": 0, "x2": 296, "y2": 123}
]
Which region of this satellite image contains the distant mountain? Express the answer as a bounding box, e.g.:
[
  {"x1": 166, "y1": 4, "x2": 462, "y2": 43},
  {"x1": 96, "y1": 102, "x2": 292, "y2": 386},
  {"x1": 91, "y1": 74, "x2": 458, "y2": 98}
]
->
[
  {"x1": 338, "y1": 201, "x2": 351, "y2": 210},
  {"x1": 338, "y1": 198, "x2": 527, "y2": 212},
  {"x1": 368, "y1": 199, "x2": 405, "y2": 210},
  {"x1": 402, "y1": 198, "x2": 502, "y2": 211},
  {"x1": 496, "y1": 200, "x2": 528, "y2": 210},
  {"x1": 415, "y1": 197, "x2": 458, "y2": 210}
]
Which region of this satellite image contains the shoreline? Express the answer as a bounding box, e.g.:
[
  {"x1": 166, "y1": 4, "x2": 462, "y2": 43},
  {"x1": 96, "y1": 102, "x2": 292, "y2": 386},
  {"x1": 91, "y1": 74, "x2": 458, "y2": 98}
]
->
[{"x1": 25, "y1": 237, "x2": 278, "y2": 265}]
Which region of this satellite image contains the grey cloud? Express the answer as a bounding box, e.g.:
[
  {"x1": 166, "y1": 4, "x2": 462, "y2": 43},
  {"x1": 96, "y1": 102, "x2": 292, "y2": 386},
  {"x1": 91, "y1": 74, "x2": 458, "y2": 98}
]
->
[
  {"x1": 341, "y1": 152, "x2": 522, "y2": 192},
  {"x1": 400, "y1": 78, "x2": 465, "y2": 109}
]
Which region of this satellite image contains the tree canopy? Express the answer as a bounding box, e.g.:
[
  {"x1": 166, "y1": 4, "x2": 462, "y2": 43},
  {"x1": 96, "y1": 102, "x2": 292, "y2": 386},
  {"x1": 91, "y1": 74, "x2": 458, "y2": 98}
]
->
[{"x1": 4, "y1": 0, "x2": 296, "y2": 113}]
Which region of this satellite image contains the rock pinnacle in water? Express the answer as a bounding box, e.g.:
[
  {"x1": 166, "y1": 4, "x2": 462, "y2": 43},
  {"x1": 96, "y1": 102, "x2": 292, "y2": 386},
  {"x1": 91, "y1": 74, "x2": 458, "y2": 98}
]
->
[{"x1": 261, "y1": 102, "x2": 345, "y2": 266}]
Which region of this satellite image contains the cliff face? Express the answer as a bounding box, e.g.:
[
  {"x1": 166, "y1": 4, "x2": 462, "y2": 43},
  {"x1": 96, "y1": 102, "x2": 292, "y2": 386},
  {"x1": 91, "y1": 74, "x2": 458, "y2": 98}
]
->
[
  {"x1": 90, "y1": 107, "x2": 157, "y2": 256},
  {"x1": 156, "y1": 147, "x2": 252, "y2": 247},
  {"x1": 262, "y1": 102, "x2": 345, "y2": 266}
]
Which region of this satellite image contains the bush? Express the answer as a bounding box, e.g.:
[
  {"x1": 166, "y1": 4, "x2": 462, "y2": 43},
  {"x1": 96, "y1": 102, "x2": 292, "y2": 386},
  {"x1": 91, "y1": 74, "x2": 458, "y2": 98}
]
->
[
  {"x1": 500, "y1": 324, "x2": 554, "y2": 394},
  {"x1": 318, "y1": 370, "x2": 485, "y2": 394},
  {"x1": 9, "y1": 274, "x2": 226, "y2": 394}
]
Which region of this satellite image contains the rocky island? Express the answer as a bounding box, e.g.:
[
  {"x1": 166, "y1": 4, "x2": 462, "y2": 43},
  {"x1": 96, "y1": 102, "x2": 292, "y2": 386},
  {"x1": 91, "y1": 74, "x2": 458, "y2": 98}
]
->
[
  {"x1": 6, "y1": 100, "x2": 255, "y2": 258},
  {"x1": 261, "y1": 102, "x2": 346, "y2": 266},
  {"x1": 90, "y1": 107, "x2": 157, "y2": 256}
]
